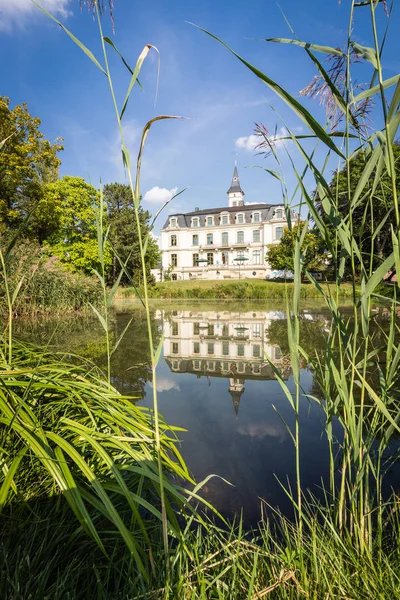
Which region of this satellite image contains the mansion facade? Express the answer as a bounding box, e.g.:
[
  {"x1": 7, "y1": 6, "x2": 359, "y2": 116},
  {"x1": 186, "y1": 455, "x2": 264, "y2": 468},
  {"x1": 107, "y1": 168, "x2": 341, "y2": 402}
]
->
[{"x1": 157, "y1": 166, "x2": 295, "y2": 281}]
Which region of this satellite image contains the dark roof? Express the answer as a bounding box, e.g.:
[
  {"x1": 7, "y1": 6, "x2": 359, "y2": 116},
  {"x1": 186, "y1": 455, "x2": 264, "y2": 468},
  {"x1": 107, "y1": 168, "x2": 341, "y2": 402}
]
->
[
  {"x1": 227, "y1": 165, "x2": 244, "y2": 195},
  {"x1": 162, "y1": 203, "x2": 281, "y2": 229}
]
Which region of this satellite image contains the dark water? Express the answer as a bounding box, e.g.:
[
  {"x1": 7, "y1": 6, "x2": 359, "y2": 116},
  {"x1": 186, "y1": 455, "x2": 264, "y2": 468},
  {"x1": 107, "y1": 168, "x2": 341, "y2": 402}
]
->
[{"x1": 20, "y1": 302, "x2": 400, "y2": 526}]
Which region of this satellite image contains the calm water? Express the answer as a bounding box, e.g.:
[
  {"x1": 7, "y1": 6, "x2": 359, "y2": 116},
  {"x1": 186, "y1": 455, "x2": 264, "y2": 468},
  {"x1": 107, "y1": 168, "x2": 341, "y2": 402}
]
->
[{"x1": 20, "y1": 302, "x2": 399, "y2": 525}]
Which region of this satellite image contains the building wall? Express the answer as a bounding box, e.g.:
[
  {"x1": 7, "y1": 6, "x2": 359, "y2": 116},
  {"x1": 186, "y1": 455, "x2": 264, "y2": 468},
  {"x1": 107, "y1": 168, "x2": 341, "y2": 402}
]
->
[{"x1": 160, "y1": 212, "x2": 288, "y2": 280}]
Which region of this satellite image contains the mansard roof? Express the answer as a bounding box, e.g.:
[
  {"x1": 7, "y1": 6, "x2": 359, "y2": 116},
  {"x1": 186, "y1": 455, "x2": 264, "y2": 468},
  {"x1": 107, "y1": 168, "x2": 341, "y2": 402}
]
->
[{"x1": 162, "y1": 203, "x2": 281, "y2": 229}]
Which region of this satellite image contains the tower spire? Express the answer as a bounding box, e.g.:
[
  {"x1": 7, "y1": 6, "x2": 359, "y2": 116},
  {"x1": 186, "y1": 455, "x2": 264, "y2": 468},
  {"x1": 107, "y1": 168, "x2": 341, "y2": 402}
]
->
[{"x1": 227, "y1": 165, "x2": 244, "y2": 207}]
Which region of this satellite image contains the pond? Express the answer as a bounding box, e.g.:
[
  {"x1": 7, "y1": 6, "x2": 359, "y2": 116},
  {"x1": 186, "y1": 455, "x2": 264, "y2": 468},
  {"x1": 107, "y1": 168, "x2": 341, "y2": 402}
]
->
[{"x1": 20, "y1": 301, "x2": 400, "y2": 526}]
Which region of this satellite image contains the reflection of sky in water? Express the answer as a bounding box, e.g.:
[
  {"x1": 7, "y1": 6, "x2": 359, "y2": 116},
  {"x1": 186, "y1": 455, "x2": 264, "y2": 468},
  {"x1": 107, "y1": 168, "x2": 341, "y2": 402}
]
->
[{"x1": 141, "y1": 354, "x2": 333, "y2": 525}]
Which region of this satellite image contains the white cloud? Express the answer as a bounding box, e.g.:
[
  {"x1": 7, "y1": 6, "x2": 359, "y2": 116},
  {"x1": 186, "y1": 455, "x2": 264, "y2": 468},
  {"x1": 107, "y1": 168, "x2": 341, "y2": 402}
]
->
[
  {"x1": 235, "y1": 134, "x2": 259, "y2": 152},
  {"x1": 0, "y1": 0, "x2": 70, "y2": 30},
  {"x1": 143, "y1": 186, "x2": 178, "y2": 205},
  {"x1": 235, "y1": 127, "x2": 296, "y2": 153},
  {"x1": 150, "y1": 377, "x2": 180, "y2": 393}
]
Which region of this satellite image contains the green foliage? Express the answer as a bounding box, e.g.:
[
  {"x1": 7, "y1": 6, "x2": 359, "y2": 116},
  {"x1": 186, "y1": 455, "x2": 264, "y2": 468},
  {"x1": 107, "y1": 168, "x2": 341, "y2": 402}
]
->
[
  {"x1": 266, "y1": 224, "x2": 327, "y2": 273},
  {"x1": 315, "y1": 143, "x2": 400, "y2": 274},
  {"x1": 43, "y1": 176, "x2": 112, "y2": 275},
  {"x1": 104, "y1": 182, "x2": 160, "y2": 285},
  {"x1": 0, "y1": 239, "x2": 102, "y2": 313},
  {"x1": 0, "y1": 96, "x2": 63, "y2": 233}
]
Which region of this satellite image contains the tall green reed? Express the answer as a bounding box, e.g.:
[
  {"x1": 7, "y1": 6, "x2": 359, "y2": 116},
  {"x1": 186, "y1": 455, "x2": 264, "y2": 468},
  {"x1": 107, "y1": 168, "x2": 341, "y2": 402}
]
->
[{"x1": 197, "y1": 0, "x2": 400, "y2": 551}]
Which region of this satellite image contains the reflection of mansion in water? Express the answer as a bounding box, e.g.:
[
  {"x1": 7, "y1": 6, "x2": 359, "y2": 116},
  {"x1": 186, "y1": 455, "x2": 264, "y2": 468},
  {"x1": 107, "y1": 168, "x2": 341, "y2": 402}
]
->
[{"x1": 160, "y1": 309, "x2": 286, "y2": 414}]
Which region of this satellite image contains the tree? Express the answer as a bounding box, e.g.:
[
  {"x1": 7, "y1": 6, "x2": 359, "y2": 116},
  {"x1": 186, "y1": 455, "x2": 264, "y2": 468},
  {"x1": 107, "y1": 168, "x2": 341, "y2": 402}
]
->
[
  {"x1": 315, "y1": 143, "x2": 400, "y2": 273},
  {"x1": 0, "y1": 96, "x2": 63, "y2": 233},
  {"x1": 266, "y1": 223, "x2": 327, "y2": 273},
  {"x1": 103, "y1": 183, "x2": 160, "y2": 285},
  {"x1": 43, "y1": 176, "x2": 112, "y2": 275}
]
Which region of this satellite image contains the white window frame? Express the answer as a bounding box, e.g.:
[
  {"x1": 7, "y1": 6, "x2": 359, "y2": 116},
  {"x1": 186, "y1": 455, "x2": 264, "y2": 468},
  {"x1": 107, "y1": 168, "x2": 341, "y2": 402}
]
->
[
  {"x1": 253, "y1": 250, "x2": 261, "y2": 265},
  {"x1": 252, "y1": 212, "x2": 261, "y2": 223},
  {"x1": 253, "y1": 229, "x2": 261, "y2": 243},
  {"x1": 206, "y1": 233, "x2": 213, "y2": 245},
  {"x1": 170, "y1": 217, "x2": 178, "y2": 227},
  {"x1": 206, "y1": 215, "x2": 214, "y2": 226},
  {"x1": 220, "y1": 213, "x2": 229, "y2": 225},
  {"x1": 191, "y1": 217, "x2": 199, "y2": 228},
  {"x1": 237, "y1": 230, "x2": 244, "y2": 244},
  {"x1": 236, "y1": 213, "x2": 245, "y2": 224},
  {"x1": 275, "y1": 226, "x2": 284, "y2": 241},
  {"x1": 221, "y1": 232, "x2": 229, "y2": 246}
]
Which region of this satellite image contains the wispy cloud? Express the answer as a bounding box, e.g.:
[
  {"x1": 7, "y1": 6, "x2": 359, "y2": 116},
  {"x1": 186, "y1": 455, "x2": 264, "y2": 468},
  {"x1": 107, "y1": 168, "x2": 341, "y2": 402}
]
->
[
  {"x1": 235, "y1": 127, "x2": 302, "y2": 153},
  {"x1": 144, "y1": 185, "x2": 178, "y2": 204},
  {"x1": 0, "y1": 0, "x2": 71, "y2": 31}
]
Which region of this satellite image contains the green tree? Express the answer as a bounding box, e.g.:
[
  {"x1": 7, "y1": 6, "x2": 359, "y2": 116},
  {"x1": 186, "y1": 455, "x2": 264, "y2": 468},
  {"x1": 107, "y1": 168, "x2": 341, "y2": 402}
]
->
[
  {"x1": 266, "y1": 223, "x2": 327, "y2": 273},
  {"x1": 315, "y1": 143, "x2": 400, "y2": 272},
  {"x1": 0, "y1": 96, "x2": 63, "y2": 233},
  {"x1": 44, "y1": 176, "x2": 112, "y2": 275},
  {"x1": 103, "y1": 183, "x2": 160, "y2": 284}
]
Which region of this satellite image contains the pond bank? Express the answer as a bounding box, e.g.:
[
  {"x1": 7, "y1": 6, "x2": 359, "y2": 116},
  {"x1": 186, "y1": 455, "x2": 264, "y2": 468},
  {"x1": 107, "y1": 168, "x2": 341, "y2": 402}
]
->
[{"x1": 119, "y1": 280, "x2": 356, "y2": 300}]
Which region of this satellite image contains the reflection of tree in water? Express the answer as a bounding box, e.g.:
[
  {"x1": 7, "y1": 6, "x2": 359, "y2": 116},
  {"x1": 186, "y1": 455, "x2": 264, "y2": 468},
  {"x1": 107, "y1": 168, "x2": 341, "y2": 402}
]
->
[
  {"x1": 15, "y1": 310, "x2": 161, "y2": 398},
  {"x1": 265, "y1": 313, "x2": 328, "y2": 362}
]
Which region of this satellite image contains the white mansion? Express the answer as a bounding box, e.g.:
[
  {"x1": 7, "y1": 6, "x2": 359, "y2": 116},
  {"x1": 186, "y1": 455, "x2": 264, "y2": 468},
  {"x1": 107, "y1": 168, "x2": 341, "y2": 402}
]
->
[{"x1": 158, "y1": 166, "x2": 294, "y2": 281}]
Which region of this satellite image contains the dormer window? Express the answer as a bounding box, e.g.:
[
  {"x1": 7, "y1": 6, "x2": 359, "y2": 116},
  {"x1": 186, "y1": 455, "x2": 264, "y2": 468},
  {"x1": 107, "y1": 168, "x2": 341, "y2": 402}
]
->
[
  {"x1": 206, "y1": 216, "x2": 213, "y2": 226},
  {"x1": 221, "y1": 214, "x2": 229, "y2": 225},
  {"x1": 253, "y1": 212, "x2": 260, "y2": 223},
  {"x1": 237, "y1": 214, "x2": 244, "y2": 224},
  {"x1": 192, "y1": 217, "x2": 199, "y2": 228},
  {"x1": 276, "y1": 209, "x2": 283, "y2": 219},
  {"x1": 170, "y1": 217, "x2": 178, "y2": 227}
]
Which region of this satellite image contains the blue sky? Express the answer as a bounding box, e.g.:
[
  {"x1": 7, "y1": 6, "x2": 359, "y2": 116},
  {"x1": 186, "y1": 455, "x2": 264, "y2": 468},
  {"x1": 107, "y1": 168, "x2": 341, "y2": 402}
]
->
[{"x1": 1, "y1": 0, "x2": 398, "y2": 233}]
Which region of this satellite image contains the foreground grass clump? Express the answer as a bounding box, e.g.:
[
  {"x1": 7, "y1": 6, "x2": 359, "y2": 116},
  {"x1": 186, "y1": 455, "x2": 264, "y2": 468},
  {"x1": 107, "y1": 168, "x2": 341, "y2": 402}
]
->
[
  {"x1": 0, "y1": 341, "x2": 195, "y2": 583},
  {"x1": 1, "y1": 499, "x2": 400, "y2": 599},
  {"x1": 122, "y1": 280, "x2": 354, "y2": 300}
]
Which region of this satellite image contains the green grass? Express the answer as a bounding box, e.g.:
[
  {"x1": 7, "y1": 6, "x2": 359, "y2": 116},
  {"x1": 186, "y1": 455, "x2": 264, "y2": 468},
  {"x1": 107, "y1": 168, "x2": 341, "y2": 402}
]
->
[{"x1": 120, "y1": 280, "x2": 356, "y2": 300}]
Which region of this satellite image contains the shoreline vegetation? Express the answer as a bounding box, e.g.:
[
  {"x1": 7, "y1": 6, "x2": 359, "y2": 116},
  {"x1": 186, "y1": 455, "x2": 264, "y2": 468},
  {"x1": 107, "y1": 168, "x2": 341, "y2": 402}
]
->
[{"x1": 1, "y1": 0, "x2": 400, "y2": 598}]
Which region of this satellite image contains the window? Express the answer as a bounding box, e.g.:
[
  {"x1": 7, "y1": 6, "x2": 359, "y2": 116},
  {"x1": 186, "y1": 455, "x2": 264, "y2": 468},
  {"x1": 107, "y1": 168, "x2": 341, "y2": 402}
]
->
[
  {"x1": 222, "y1": 251, "x2": 229, "y2": 265},
  {"x1": 253, "y1": 212, "x2": 260, "y2": 223},
  {"x1": 221, "y1": 232, "x2": 229, "y2": 246},
  {"x1": 208, "y1": 343, "x2": 214, "y2": 355},
  {"x1": 194, "y1": 360, "x2": 201, "y2": 370},
  {"x1": 237, "y1": 231, "x2": 244, "y2": 244},
  {"x1": 207, "y1": 252, "x2": 214, "y2": 265},
  {"x1": 253, "y1": 230, "x2": 261, "y2": 243},
  {"x1": 193, "y1": 342, "x2": 200, "y2": 354},
  {"x1": 232, "y1": 201, "x2": 237, "y2": 207},
  {"x1": 207, "y1": 233, "x2": 213, "y2": 245},
  {"x1": 172, "y1": 343, "x2": 179, "y2": 354},
  {"x1": 222, "y1": 324, "x2": 229, "y2": 337},
  {"x1": 207, "y1": 361, "x2": 215, "y2": 370},
  {"x1": 253, "y1": 363, "x2": 261, "y2": 374},
  {"x1": 170, "y1": 218, "x2": 177, "y2": 227},
  {"x1": 172, "y1": 360, "x2": 179, "y2": 370},
  {"x1": 253, "y1": 250, "x2": 261, "y2": 265},
  {"x1": 192, "y1": 218, "x2": 199, "y2": 228},
  {"x1": 237, "y1": 214, "x2": 244, "y2": 224},
  {"x1": 170, "y1": 234, "x2": 177, "y2": 246},
  {"x1": 193, "y1": 323, "x2": 200, "y2": 335},
  {"x1": 253, "y1": 345, "x2": 261, "y2": 358},
  {"x1": 237, "y1": 344, "x2": 245, "y2": 357},
  {"x1": 276, "y1": 209, "x2": 283, "y2": 219},
  {"x1": 171, "y1": 274, "x2": 177, "y2": 281},
  {"x1": 171, "y1": 253, "x2": 177, "y2": 267},
  {"x1": 222, "y1": 342, "x2": 229, "y2": 356},
  {"x1": 253, "y1": 323, "x2": 261, "y2": 337},
  {"x1": 275, "y1": 227, "x2": 283, "y2": 240},
  {"x1": 206, "y1": 216, "x2": 213, "y2": 226},
  {"x1": 222, "y1": 361, "x2": 229, "y2": 371},
  {"x1": 172, "y1": 323, "x2": 178, "y2": 336},
  {"x1": 193, "y1": 253, "x2": 199, "y2": 267},
  {"x1": 208, "y1": 324, "x2": 214, "y2": 336},
  {"x1": 192, "y1": 234, "x2": 199, "y2": 246},
  {"x1": 237, "y1": 362, "x2": 245, "y2": 373},
  {"x1": 221, "y1": 215, "x2": 228, "y2": 225}
]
